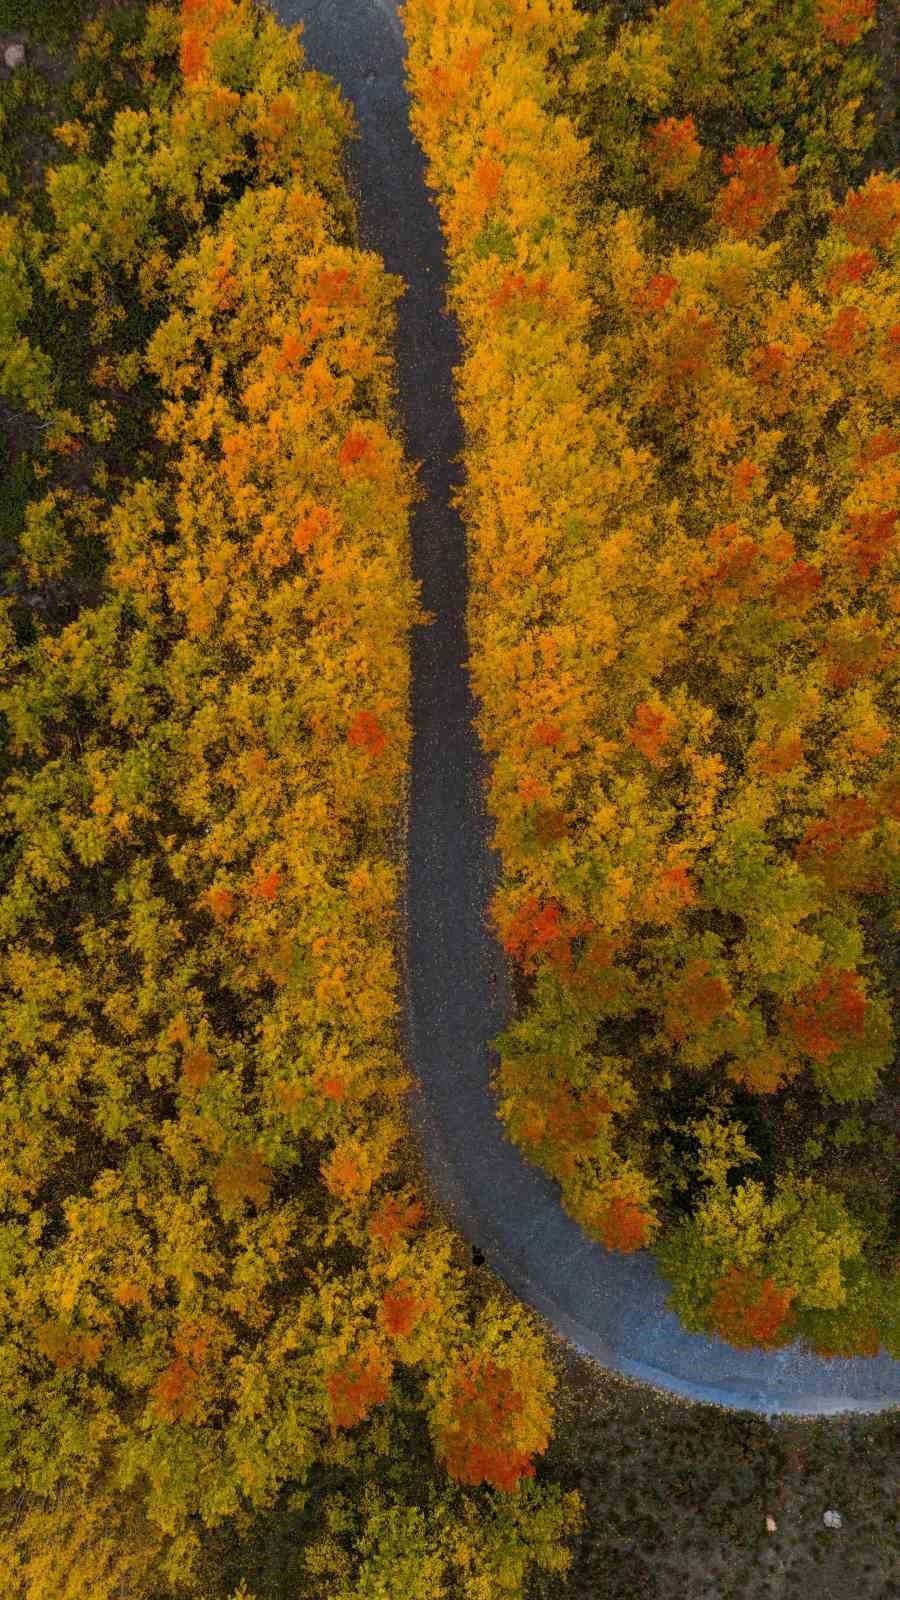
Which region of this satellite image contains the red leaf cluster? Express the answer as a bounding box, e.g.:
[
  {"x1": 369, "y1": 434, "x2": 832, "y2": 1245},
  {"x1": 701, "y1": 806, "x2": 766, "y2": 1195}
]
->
[
  {"x1": 594, "y1": 1188, "x2": 655, "y2": 1252},
  {"x1": 826, "y1": 249, "x2": 877, "y2": 296},
  {"x1": 708, "y1": 1267, "x2": 797, "y2": 1348},
  {"x1": 783, "y1": 967, "x2": 868, "y2": 1062},
  {"x1": 438, "y1": 1355, "x2": 536, "y2": 1492},
  {"x1": 489, "y1": 271, "x2": 552, "y2": 314},
  {"x1": 530, "y1": 719, "x2": 564, "y2": 748},
  {"x1": 773, "y1": 559, "x2": 822, "y2": 615},
  {"x1": 626, "y1": 701, "x2": 677, "y2": 762},
  {"x1": 750, "y1": 342, "x2": 788, "y2": 384},
  {"x1": 501, "y1": 896, "x2": 585, "y2": 974},
  {"x1": 313, "y1": 266, "x2": 363, "y2": 308},
  {"x1": 858, "y1": 428, "x2": 899, "y2": 469},
  {"x1": 249, "y1": 866, "x2": 281, "y2": 902},
  {"x1": 151, "y1": 1353, "x2": 204, "y2": 1423},
  {"x1": 633, "y1": 272, "x2": 679, "y2": 315},
  {"x1": 367, "y1": 1193, "x2": 426, "y2": 1249},
  {"x1": 207, "y1": 884, "x2": 236, "y2": 920},
  {"x1": 665, "y1": 959, "x2": 731, "y2": 1040},
  {"x1": 379, "y1": 1279, "x2": 426, "y2": 1338},
  {"x1": 658, "y1": 308, "x2": 719, "y2": 388},
  {"x1": 645, "y1": 115, "x2": 701, "y2": 191},
  {"x1": 816, "y1": 0, "x2": 875, "y2": 44},
  {"x1": 707, "y1": 524, "x2": 763, "y2": 605},
  {"x1": 751, "y1": 733, "x2": 804, "y2": 777},
  {"x1": 842, "y1": 509, "x2": 897, "y2": 579},
  {"x1": 213, "y1": 1146, "x2": 273, "y2": 1209},
  {"x1": 182, "y1": 1042, "x2": 215, "y2": 1088},
  {"x1": 730, "y1": 457, "x2": 763, "y2": 504},
  {"x1": 326, "y1": 1344, "x2": 392, "y2": 1429},
  {"x1": 543, "y1": 1085, "x2": 613, "y2": 1174},
  {"x1": 714, "y1": 144, "x2": 797, "y2": 239},
  {"x1": 347, "y1": 709, "x2": 388, "y2": 757},
  {"x1": 474, "y1": 156, "x2": 503, "y2": 202},
  {"x1": 339, "y1": 429, "x2": 377, "y2": 473},
  {"x1": 832, "y1": 174, "x2": 900, "y2": 249},
  {"x1": 36, "y1": 1319, "x2": 104, "y2": 1374},
  {"x1": 797, "y1": 795, "x2": 877, "y2": 864},
  {"x1": 824, "y1": 306, "x2": 868, "y2": 360}
]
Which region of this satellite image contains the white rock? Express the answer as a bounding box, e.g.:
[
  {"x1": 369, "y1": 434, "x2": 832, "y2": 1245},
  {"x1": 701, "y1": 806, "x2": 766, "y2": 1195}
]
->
[
  {"x1": 823, "y1": 1510, "x2": 842, "y2": 1529},
  {"x1": 4, "y1": 43, "x2": 26, "y2": 69},
  {"x1": 765, "y1": 1515, "x2": 777, "y2": 1533}
]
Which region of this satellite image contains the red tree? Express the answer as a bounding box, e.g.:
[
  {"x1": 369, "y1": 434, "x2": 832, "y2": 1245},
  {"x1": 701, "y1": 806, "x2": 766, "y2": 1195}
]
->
[
  {"x1": 816, "y1": 0, "x2": 874, "y2": 43},
  {"x1": 436, "y1": 1355, "x2": 537, "y2": 1492},
  {"x1": 783, "y1": 968, "x2": 868, "y2": 1062},
  {"x1": 325, "y1": 1343, "x2": 393, "y2": 1430},
  {"x1": 708, "y1": 1267, "x2": 797, "y2": 1348},
  {"x1": 594, "y1": 1187, "x2": 655, "y2": 1252},
  {"x1": 832, "y1": 174, "x2": 900, "y2": 249},
  {"x1": 645, "y1": 115, "x2": 701, "y2": 191},
  {"x1": 367, "y1": 1192, "x2": 426, "y2": 1249},
  {"x1": 713, "y1": 145, "x2": 797, "y2": 238},
  {"x1": 347, "y1": 710, "x2": 388, "y2": 756}
]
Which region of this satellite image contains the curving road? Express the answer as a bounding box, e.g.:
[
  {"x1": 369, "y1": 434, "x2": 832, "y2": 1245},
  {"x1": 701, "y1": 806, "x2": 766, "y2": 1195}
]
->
[{"x1": 275, "y1": 0, "x2": 900, "y2": 1417}]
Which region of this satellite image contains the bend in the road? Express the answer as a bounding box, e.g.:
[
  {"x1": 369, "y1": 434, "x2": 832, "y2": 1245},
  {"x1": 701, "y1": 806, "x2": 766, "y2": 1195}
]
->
[{"x1": 276, "y1": 0, "x2": 900, "y2": 1419}]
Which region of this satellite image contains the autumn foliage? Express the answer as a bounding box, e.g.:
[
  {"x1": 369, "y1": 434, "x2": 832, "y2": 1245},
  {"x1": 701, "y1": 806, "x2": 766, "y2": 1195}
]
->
[
  {"x1": 429, "y1": 1310, "x2": 556, "y2": 1493},
  {"x1": 436, "y1": 1358, "x2": 537, "y2": 1491},
  {"x1": 0, "y1": 2, "x2": 577, "y2": 1593},
  {"x1": 707, "y1": 1268, "x2": 798, "y2": 1350},
  {"x1": 712, "y1": 144, "x2": 797, "y2": 239},
  {"x1": 404, "y1": 0, "x2": 898, "y2": 1362}
]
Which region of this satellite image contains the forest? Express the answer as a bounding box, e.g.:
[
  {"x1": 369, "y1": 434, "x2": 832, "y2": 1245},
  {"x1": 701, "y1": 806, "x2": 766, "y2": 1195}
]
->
[
  {"x1": 0, "y1": 0, "x2": 897, "y2": 1596},
  {"x1": 405, "y1": 0, "x2": 899, "y2": 1362},
  {"x1": 0, "y1": 1, "x2": 578, "y2": 1593}
]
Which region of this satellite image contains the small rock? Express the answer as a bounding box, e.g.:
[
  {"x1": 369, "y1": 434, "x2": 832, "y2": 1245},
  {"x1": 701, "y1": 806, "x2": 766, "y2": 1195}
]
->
[
  {"x1": 823, "y1": 1509, "x2": 842, "y2": 1529},
  {"x1": 4, "y1": 43, "x2": 26, "y2": 70},
  {"x1": 766, "y1": 1515, "x2": 777, "y2": 1533}
]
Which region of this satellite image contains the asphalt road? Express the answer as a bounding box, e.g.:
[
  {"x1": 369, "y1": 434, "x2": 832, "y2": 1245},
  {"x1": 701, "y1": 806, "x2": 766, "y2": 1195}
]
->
[{"x1": 274, "y1": 0, "x2": 900, "y2": 1417}]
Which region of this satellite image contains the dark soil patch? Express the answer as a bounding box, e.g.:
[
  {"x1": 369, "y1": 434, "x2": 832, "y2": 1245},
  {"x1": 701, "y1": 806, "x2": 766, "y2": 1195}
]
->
[{"x1": 530, "y1": 1334, "x2": 900, "y2": 1600}]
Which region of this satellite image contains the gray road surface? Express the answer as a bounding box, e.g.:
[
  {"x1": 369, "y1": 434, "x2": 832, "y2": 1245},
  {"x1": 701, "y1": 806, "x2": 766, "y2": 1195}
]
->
[{"x1": 274, "y1": 0, "x2": 900, "y2": 1417}]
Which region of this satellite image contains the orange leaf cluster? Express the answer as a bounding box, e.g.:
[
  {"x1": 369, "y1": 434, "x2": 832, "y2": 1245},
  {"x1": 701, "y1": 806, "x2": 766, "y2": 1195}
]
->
[
  {"x1": 816, "y1": 0, "x2": 875, "y2": 45},
  {"x1": 437, "y1": 1356, "x2": 536, "y2": 1492},
  {"x1": 832, "y1": 173, "x2": 900, "y2": 249},
  {"x1": 325, "y1": 1343, "x2": 392, "y2": 1430},
  {"x1": 783, "y1": 967, "x2": 868, "y2": 1062},
  {"x1": 347, "y1": 709, "x2": 387, "y2": 757},
  {"x1": 708, "y1": 1268, "x2": 797, "y2": 1348},
  {"x1": 594, "y1": 1188, "x2": 656, "y2": 1252},
  {"x1": 714, "y1": 144, "x2": 797, "y2": 239},
  {"x1": 645, "y1": 115, "x2": 702, "y2": 192}
]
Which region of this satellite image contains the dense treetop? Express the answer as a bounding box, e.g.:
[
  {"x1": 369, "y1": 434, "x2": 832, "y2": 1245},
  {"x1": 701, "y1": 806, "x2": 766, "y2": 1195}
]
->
[
  {"x1": 405, "y1": 0, "x2": 898, "y2": 1359},
  {"x1": 0, "y1": 2, "x2": 580, "y2": 1593}
]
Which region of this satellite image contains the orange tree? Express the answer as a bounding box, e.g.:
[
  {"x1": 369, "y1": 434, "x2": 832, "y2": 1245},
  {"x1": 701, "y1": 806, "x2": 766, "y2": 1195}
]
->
[
  {"x1": 0, "y1": 3, "x2": 581, "y2": 1595},
  {"x1": 403, "y1": 0, "x2": 898, "y2": 1361}
]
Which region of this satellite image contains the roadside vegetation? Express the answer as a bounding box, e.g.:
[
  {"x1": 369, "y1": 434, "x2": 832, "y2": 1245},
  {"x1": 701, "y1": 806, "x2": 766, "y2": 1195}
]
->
[
  {"x1": 404, "y1": 0, "x2": 898, "y2": 1361},
  {"x1": 0, "y1": 0, "x2": 896, "y2": 1594},
  {"x1": 0, "y1": 3, "x2": 579, "y2": 1594}
]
